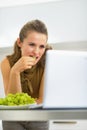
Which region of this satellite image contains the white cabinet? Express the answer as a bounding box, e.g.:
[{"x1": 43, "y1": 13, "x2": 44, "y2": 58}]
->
[
  {"x1": 49, "y1": 120, "x2": 87, "y2": 130},
  {"x1": 0, "y1": 120, "x2": 2, "y2": 130}
]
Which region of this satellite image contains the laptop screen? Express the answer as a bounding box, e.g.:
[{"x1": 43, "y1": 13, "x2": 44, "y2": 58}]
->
[{"x1": 43, "y1": 50, "x2": 87, "y2": 109}]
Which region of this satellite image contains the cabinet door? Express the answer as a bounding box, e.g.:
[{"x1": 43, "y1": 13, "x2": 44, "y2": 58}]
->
[{"x1": 49, "y1": 120, "x2": 87, "y2": 130}]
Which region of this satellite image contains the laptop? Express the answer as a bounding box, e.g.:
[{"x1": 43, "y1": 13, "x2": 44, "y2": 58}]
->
[{"x1": 43, "y1": 50, "x2": 87, "y2": 109}]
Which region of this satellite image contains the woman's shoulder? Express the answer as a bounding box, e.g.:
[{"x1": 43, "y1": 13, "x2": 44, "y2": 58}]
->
[
  {"x1": 1, "y1": 57, "x2": 9, "y2": 64},
  {"x1": 1, "y1": 57, "x2": 10, "y2": 69}
]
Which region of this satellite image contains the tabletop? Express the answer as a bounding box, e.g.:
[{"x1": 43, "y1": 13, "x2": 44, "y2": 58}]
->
[{"x1": 0, "y1": 109, "x2": 87, "y2": 121}]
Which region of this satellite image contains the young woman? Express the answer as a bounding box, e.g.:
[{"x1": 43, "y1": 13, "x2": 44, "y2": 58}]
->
[{"x1": 1, "y1": 19, "x2": 52, "y2": 130}]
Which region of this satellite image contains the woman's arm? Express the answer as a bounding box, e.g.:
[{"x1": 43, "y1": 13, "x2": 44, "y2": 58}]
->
[
  {"x1": 1, "y1": 56, "x2": 36, "y2": 96},
  {"x1": 1, "y1": 58, "x2": 22, "y2": 95},
  {"x1": 36, "y1": 73, "x2": 45, "y2": 104}
]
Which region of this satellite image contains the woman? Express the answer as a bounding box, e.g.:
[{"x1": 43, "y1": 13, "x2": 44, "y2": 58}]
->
[{"x1": 1, "y1": 19, "x2": 52, "y2": 130}]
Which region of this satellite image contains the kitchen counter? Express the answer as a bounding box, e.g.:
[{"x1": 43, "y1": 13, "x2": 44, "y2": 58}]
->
[{"x1": 0, "y1": 109, "x2": 87, "y2": 121}]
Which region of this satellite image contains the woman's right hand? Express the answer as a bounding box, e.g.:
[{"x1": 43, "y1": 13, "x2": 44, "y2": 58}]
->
[{"x1": 11, "y1": 56, "x2": 36, "y2": 73}]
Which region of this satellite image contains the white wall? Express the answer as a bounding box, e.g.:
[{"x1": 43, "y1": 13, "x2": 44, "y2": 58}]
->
[
  {"x1": 0, "y1": 0, "x2": 58, "y2": 8},
  {"x1": 0, "y1": 0, "x2": 87, "y2": 47}
]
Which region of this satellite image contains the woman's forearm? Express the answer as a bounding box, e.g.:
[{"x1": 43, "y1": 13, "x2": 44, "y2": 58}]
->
[{"x1": 7, "y1": 69, "x2": 22, "y2": 95}]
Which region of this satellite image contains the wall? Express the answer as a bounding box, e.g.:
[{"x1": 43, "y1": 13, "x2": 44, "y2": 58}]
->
[
  {"x1": 0, "y1": 0, "x2": 87, "y2": 47},
  {"x1": 0, "y1": 0, "x2": 58, "y2": 8}
]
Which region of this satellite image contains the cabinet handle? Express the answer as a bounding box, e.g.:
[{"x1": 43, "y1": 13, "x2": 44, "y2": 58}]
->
[{"x1": 53, "y1": 121, "x2": 77, "y2": 124}]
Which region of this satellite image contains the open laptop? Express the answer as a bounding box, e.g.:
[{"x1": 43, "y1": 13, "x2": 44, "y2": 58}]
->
[{"x1": 43, "y1": 50, "x2": 87, "y2": 109}]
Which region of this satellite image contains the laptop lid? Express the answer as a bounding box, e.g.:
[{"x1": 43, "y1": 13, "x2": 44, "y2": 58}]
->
[{"x1": 43, "y1": 50, "x2": 87, "y2": 109}]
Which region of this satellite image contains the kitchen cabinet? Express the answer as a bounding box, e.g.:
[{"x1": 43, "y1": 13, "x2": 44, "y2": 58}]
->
[
  {"x1": 0, "y1": 107, "x2": 87, "y2": 130},
  {"x1": 49, "y1": 120, "x2": 87, "y2": 130}
]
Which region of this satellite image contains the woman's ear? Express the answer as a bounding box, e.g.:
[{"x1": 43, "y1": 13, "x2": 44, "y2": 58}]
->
[{"x1": 17, "y1": 38, "x2": 22, "y2": 48}]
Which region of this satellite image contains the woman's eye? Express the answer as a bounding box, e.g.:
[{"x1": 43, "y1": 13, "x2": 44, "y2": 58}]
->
[
  {"x1": 28, "y1": 43, "x2": 35, "y2": 47},
  {"x1": 28, "y1": 43, "x2": 46, "y2": 49},
  {"x1": 40, "y1": 45, "x2": 45, "y2": 49}
]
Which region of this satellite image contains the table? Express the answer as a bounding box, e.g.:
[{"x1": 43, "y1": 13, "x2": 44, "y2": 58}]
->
[{"x1": 0, "y1": 109, "x2": 87, "y2": 121}]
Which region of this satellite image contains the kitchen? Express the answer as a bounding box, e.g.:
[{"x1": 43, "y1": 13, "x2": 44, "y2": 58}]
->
[{"x1": 0, "y1": 0, "x2": 87, "y2": 129}]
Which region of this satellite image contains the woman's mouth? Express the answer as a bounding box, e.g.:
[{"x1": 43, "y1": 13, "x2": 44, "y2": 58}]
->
[{"x1": 29, "y1": 55, "x2": 39, "y2": 60}]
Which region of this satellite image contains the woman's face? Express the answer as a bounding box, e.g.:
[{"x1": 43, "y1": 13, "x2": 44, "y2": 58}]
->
[{"x1": 18, "y1": 31, "x2": 47, "y2": 64}]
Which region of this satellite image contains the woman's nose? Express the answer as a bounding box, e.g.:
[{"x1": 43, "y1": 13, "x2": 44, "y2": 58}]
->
[{"x1": 34, "y1": 47, "x2": 40, "y2": 55}]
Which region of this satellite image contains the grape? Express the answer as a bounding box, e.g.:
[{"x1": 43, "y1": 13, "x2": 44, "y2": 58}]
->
[
  {"x1": 0, "y1": 93, "x2": 36, "y2": 106},
  {"x1": 0, "y1": 98, "x2": 3, "y2": 105}
]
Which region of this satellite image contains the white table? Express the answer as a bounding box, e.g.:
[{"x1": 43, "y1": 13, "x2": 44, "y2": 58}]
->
[{"x1": 0, "y1": 109, "x2": 87, "y2": 121}]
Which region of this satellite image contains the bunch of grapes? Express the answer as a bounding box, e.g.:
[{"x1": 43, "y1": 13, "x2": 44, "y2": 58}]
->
[{"x1": 0, "y1": 93, "x2": 36, "y2": 106}]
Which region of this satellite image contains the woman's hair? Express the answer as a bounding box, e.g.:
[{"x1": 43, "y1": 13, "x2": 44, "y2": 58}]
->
[
  {"x1": 19, "y1": 19, "x2": 48, "y2": 42},
  {"x1": 7, "y1": 19, "x2": 49, "y2": 66}
]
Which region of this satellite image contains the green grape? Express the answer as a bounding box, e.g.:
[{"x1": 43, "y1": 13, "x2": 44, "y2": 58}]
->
[
  {"x1": 0, "y1": 93, "x2": 36, "y2": 106},
  {"x1": 0, "y1": 98, "x2": 3, "y2": 105}
]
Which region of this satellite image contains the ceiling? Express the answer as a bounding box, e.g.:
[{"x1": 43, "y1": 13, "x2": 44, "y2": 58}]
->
[{"x1": 0, "y1": 0, "x2": 60, "y2": 8}]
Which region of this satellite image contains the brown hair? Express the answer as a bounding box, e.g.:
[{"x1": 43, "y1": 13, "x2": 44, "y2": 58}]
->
[{"x1": 19, "y1": 19, "x2": 48, "y2": 42}]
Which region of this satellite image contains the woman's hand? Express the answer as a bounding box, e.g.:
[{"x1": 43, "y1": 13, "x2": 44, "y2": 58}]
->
[
  {"x1": 11, "y1": 56, "x2": 36, "y2": 73},
  {"x1": 36, "y1": 98, "x2": 43, "y2": 104}
]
